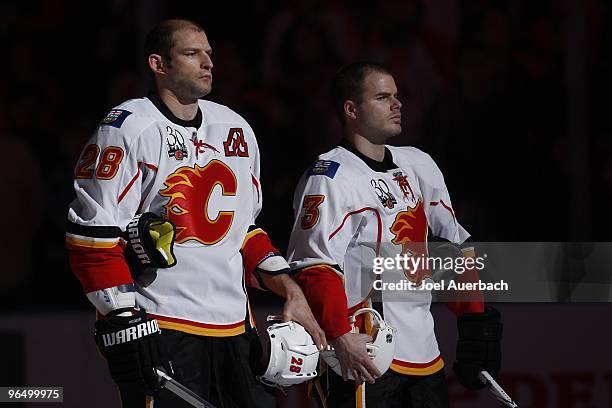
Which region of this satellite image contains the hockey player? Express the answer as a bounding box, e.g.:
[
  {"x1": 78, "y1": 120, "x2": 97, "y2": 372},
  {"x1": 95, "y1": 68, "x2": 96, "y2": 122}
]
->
[
  {"x1": 288, "y1": 62, "x2": 502, "y2": 407},
  {"x1": 66, "y1": 19, "x2": 325, "y2": 407}
]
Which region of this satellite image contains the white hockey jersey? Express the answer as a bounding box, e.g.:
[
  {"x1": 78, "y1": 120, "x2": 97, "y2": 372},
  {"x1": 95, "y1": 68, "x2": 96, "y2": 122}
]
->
[
  {"x1": 67, "y1": 95, "x2": 266, "y2": 337},
  {"x1": 288, "y1": 142, "x2": 470, "y2": 375}
]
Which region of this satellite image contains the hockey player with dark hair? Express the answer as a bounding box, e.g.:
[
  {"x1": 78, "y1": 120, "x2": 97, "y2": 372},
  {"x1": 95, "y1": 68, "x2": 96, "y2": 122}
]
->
[
  {"x1": 287, "y1": 62, "x2": 503, "y2": 407},
  {"x1": 66, "y1": 19, "x2": 325, "y2": 408}
]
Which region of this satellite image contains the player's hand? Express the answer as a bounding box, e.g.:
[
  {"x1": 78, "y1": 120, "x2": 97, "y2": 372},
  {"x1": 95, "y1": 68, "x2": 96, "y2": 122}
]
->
[
  {"x1": 282, "y1": 287, "x2": 328, "y2": 351},
  {"x1": 95, "y1": 308, "x2": 171, "y2": 395},
  {"x1": 331, "y1": 332, "x2": 381, "y2": 384},
  {"x1": 453, "y1": 306, "x2": 502, "y2": 389}
]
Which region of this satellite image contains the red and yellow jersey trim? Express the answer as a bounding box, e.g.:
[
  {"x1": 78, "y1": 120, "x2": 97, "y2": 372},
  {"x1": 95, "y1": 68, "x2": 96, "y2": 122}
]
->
[
  {"x1": 67, "y1": 237, "x2": 132, "y2": 293},
  {"x1": 65, "y1": 233, "x2": 120, "y2": 249},
  {"x1": 241, "y1": 227, "x2": 267, "y2": 248},
  {"x1": 240, "y1": 226, "x2": 282, "y2": 289},
  {"x1": 150, "y1": 313, "x2": 246, "y2": 337},
  {"x1": 390, "y1": 355, "x2": 444, "y2": 376}
]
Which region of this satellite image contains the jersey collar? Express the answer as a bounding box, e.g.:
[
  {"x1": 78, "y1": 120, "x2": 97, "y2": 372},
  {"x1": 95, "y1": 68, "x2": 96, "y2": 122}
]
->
[
  {"x1": 339, "y1": 139, "x2": 398, "y2": 172},
  {"x1": 147, "y1": 92, "x2": 203, "y2": 128}
]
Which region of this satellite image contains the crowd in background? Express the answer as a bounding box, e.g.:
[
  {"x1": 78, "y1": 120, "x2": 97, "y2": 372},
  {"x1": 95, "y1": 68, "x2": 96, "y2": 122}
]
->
[{"x1": 1, "y1": 0, "x2": 611, "y2": 310}]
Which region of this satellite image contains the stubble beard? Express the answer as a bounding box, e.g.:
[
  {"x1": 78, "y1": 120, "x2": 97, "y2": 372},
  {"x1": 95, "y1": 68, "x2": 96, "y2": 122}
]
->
[
  {"x1": 364, "y1": 121, "x2": 401, "y2": 145},
  {"x1": 173, "y1": 76, "x2": 212, "y2": 101}
]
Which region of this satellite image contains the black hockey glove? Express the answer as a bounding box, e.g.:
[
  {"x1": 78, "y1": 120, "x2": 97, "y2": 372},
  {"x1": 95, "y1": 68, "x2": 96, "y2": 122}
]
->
[
  {"x1": 453, "y1": 306, "x2": 502, "y2": 390},
  {"x1": 94, "y1": 309, "x2": 171, "y2": 394},
  {"x1": 124, "y1": 212, "x2": 177, "y2": 276}
]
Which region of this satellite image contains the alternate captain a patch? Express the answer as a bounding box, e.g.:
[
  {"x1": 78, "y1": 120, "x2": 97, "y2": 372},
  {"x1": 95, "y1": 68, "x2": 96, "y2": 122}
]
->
[
  {"x1": 101, "y1": 109, "x2": 132, "y2": 128},
  {"x1": 308, "y1": 160, "x2": 340, "y2": 179}
]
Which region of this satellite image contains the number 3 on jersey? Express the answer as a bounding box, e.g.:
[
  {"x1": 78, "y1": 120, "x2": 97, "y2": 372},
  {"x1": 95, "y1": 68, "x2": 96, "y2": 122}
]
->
[
  {"x1": 75, "y1": 144, "x2": 124, "y2": 180},
  {"x1": 300, "y1": 195, "x2": 325, "y2": 229}
]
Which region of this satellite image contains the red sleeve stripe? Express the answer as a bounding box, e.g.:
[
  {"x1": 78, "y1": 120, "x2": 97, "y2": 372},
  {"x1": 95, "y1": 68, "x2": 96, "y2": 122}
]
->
[
  {"x1": 329, "y1": 207, "x2": 382, "y2": 255},
  {"x1": 118, "y1": 162, "x2": 158, "y2": 203},
  {"x1": 299, "y1": 264, "x2": 344, "y2": 280},
  {"x1": 294, "y1": 264, "x2": 351, "y2": 339},
  {"x1": 118, "y1": 164, "x2": 141, "y2": 204},
  {"x1": 429, "y1": 199, "x2": 456, "y2": 221},
  {"x1": 251, "y1": 174, "x2": 260, "y2": 203},
  {"x1": 446, "y1": 256, "x2": 484, "y2": 315},
  {"x1": 241, "y1": 228, "x2": 267, "y2": 289},
  {"x1": 241, "y1": 228, "x2": 281, "y2": 278},
  {"x1": 67, "y1": 244, "x2": 133, "y2": 293}
]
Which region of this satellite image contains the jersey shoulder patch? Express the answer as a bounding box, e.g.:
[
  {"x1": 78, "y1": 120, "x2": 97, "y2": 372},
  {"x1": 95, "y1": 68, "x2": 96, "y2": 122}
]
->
[
  {"x1": 101, "y1": 109, "x2": 132, "y2": 128},
  {"x1": 308, "y1": 160, "x2": 340, "y2": 179}
]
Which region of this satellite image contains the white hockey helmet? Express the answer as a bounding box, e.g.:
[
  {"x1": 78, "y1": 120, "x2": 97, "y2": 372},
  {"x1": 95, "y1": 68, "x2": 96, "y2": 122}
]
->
[
  {"x1": 321, "y1": 308, "x2": 396, "y2": 380},
  {"x1": 258, "y1": 318, "x2": 320, "y2": 387}
]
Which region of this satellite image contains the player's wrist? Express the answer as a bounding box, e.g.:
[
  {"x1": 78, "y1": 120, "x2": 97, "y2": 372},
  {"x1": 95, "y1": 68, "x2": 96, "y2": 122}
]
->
[
  {"x1": 261, "y1": 272, "x2": 301, "y2": 299},
  {"x1": 283, "y1": 279, "x2": 306, "y2": 300},
  {"x1": 87, "y1": 284, "x2": 136, "y2": 316}
]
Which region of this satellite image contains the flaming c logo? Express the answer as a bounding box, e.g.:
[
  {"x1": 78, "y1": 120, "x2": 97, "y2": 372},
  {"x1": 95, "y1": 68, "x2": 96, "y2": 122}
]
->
[
  {"x1": 390, "y1": 201, "x2": 431, "y2": 283},
  {"x1": 160, "y1": 160, "x2": 237, "y2": 245}
]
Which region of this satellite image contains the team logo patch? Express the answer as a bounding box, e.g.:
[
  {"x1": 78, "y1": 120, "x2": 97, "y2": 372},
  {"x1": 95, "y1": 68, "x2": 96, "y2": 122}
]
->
[
  {"x1": 371, "y1": 179, "x2": 397, "y2": 209},
  {"x1": 166, "y1": 126, "x2": 188, "y2": 161},
  {"x1": 308, "y1": 160, "x2": 340, "y2": 179},
  {"x1": 101, "y1": 109, "x2": 132, "y2": 128},
  {"x1": 160, "y1": 160, "x2": 237, "y2": 245},
  {"x1": 223, "y1": 128, "x2": 249, "y2": 157}
]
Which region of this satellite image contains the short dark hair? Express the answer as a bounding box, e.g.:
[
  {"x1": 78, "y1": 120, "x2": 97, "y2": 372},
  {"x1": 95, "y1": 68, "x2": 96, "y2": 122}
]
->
[
  {"x1": 144, "y1": 19, "x2": 204, "y2": 65},
  {"x1": 331, "y1": 61, "x2": 393, "y2": 124}
]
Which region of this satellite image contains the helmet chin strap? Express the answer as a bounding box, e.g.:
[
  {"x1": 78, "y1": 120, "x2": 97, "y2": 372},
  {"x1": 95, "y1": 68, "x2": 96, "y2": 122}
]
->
[{"x1": 349, "y1": 308, "x2": 385, "y2": 328}]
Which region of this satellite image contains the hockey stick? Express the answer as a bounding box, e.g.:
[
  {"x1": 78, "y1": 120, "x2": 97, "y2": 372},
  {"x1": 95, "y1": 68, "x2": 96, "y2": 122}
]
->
[
  {"x1": 478, "y1": 370, "x2": 518, "y2": 407},
  {"x1": 156, "y1": 368, "x2": 217, "y2": 408}
]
